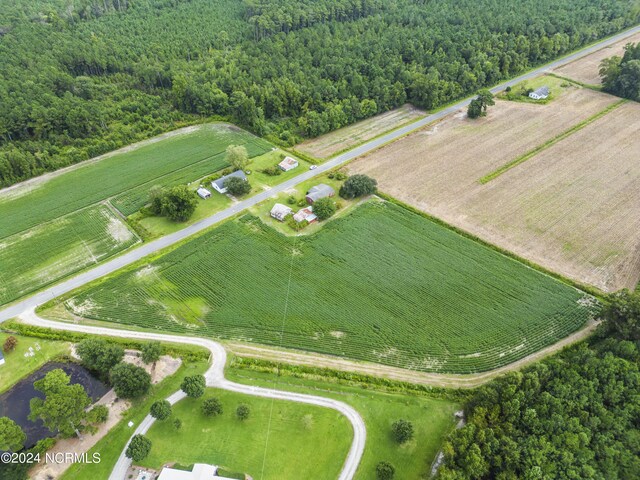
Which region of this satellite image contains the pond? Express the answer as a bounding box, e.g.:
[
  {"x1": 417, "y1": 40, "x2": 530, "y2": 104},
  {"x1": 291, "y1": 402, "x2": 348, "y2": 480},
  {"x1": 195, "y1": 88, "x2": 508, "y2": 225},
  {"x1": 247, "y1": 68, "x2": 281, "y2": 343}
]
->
[{"x1": 0, "y1": 362, "x2": 109, "y2": 448}]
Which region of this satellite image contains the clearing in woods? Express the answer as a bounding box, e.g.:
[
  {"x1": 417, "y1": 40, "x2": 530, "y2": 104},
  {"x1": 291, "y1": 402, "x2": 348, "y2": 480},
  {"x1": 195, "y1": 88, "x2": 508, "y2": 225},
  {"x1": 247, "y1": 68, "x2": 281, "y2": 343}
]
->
[
  {"x1": 349, "y1": 86, "x2": 640, "y2": 292},
  {"x1": 554, "y1": 31, "x2": 640, "y2": 85},
  {"x1": 295, "y1": 104, "x2": 425, "y2": 159},
  {"x1": 0, "y1": 204, "x2": 139, "y2": 306},
  {"x1": 54, "y1": 201, "x2": 595, "y2": 374}
]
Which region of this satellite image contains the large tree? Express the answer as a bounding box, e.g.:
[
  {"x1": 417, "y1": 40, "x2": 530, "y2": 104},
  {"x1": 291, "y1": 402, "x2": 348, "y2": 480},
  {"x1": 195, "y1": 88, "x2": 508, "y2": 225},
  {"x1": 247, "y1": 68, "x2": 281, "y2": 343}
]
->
[
  {"x1": 339, "y1": 174, "x2": 377, "y2": 199},
  {"x1": 150, "y1": 400, "x2": 172, "y2": 421},
  {"x1": 76, "y1": 338, "x2": 124, "y2": 377},
  {"x1": 0, "y1": 417, "x2": 26, "y2": 452},
  {"x1": 158, "y1": 185, "x2": 199, "y2": 222},
  {"x1": 141, "y1": 341, "x2": 163, "y2": 365},
  {"x1": 181, "y1": 375, "x2": 206, "y2": 398},
  {"x1": 225, "y1": 145, "x2": 249, "y2": 171},
  {"x1": 601, "y1": 289, "x2": 640, "y2": 341},
  {"x1": 224, "y1": 176, "x2": 251, "y2": 196},
  {"x1": 312, "y1": 197, "x2": 337, "y2": 220},
  {"x1": 110, "y1": 363, "x2": 151, "y2": 399},
  {"x1": 125, "y1": 434, "x2": 152, "y2": 462},
  {"x1": 467, "y1": 89, "x2": 495, "y2": 119},
  {"x1": 29, "y1": 369, "x2": 91, "y2": 438}
]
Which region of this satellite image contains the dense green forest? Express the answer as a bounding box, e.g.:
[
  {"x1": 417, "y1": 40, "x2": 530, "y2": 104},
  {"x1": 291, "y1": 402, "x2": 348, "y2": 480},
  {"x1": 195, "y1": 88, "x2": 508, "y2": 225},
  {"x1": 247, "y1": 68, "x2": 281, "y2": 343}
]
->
[
  {"x1": 1, "y1": 0, "x2": 639, "y2": 187},
  {"x1": 601, "y1": 42, "x2": 640, "y2": 100},
  {"x1": 437, "y1": 290, "x2": 640, "y2": 480}
]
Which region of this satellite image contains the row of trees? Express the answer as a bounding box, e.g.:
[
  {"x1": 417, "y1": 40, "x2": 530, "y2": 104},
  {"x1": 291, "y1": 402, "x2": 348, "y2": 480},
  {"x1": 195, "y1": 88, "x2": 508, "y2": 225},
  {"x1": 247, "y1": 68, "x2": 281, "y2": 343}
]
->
[
  {"x1": 437, "y1": 290, "x2": 640, "y2": 479},
  {"x1": 1, "y1": 0, "x2": 638, "y2": 186}
]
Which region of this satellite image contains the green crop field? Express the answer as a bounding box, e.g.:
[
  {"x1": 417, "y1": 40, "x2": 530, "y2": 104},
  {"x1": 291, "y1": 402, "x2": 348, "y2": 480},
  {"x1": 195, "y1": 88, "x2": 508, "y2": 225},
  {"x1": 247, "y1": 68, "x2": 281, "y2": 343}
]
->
[
  {"x1": 61, "y1": 201, "x2": 596, "y2": 373},
  {"x1": 0, "y1": 204, "x2": 139, "y2": 306},
  {"x1": 0, "y1": 124, "x2": 272, "y2": 239}
]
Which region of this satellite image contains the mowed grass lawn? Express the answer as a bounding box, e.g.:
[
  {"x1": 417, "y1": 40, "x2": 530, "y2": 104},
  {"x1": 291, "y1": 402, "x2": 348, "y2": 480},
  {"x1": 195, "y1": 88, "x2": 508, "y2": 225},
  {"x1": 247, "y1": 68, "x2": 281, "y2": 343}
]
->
[
  {"x1": 226, "y1": 367, "x2": 460, "y2": 480},
  {"x1": 61, "y1": 201, "x2": 594, "y2": 373},
  {"x1": 140, "y1": 389, "x2": 352, "y2": 479},
  {"x1": 0, "y1": 333, "x2": 71, "y2": 393},
  {"x1": 0, "y1": 204, "x2": 139, "y2": 305}
]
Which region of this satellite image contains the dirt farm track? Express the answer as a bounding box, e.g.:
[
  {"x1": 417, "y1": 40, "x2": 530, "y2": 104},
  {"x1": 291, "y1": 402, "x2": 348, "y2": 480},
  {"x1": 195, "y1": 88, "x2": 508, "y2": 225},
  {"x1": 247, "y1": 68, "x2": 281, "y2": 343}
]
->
[{"x1": 350, "y1": 88, "x2": 640, "y2": 292}]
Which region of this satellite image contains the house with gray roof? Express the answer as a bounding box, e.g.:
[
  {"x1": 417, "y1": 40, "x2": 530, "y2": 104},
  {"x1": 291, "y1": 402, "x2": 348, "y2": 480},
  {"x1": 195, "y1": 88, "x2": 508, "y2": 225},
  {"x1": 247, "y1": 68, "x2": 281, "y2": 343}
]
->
[
  {"x1": 211, "y1": 170, "x2": 247, "y2": 194},
  {"x1": 0, "y1": 349, "x2": 4, "y2": 366},
  {"x1": 305, "y1": 184, "x2": 335, "y2": 205},
  {"x1": 529, "y1": 86, "x2": 550, "y2": 100}
]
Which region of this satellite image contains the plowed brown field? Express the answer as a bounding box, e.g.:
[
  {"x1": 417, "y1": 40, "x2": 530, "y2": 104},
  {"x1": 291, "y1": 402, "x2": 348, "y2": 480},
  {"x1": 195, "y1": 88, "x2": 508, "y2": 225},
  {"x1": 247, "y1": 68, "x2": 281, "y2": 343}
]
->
[
  {"x1": 554, "y1": 31, "x2": 640, "y2": 85},
  {"x1": 349, "y1": 88, "x2": 639, "y2": 292}
]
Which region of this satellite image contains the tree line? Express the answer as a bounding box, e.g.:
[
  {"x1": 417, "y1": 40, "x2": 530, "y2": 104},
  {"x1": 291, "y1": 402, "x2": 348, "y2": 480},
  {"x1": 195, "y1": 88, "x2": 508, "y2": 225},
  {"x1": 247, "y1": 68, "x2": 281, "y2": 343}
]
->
[
  {"x1": 1, "y1": 0, "x2": 639, "y2": 187},
  {"x1": 437, "y1": 290, "x2": 640, "y2": 480},
  {"x1": 601, "y1": 42, "x2": 640, "y2": 101}
]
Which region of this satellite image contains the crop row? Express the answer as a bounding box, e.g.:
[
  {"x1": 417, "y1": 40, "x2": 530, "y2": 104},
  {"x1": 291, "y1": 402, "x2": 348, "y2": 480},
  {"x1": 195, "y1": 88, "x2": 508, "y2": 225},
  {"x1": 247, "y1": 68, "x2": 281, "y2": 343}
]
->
[
  {"x1": 0, "y1": 204, "x2": 139, "y2": 306},
  {"x1": 64, "y1": 202, "x2": 595, "y2": 374},
  {"x1": 0, "y1": 126, "x2": 272, "y2": 239}
]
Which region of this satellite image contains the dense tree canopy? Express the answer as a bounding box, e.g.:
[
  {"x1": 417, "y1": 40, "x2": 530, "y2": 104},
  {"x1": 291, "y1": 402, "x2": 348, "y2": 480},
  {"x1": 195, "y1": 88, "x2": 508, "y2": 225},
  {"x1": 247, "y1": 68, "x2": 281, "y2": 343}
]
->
[
  {"x1": 76, "y1": 338, "x2": 124, "y2": 377},
  {"x1": 29, "y1": 369, "x2": 92, "y2": 438},
  {"x1": 0, "y1": 417, "x2": 26, "y2": 452},
  {"x1": 109, "y1": 362, "x2": 151, "y2": 399},
  {"x1": 125, "y1": 434, "x2": 152, "y2": 462},
  {"x1": 601, "y1": 43, "x2": 640, "y2": 101},
  {"x1": 437, "y1": 296, "x2": 640, "y2": 480},
  {"x1": 181, "y1": 374, "x2": 206, "y2": 398},
  {"x1": 0, "y1": 0, "x2": 638, "y2": 187}
]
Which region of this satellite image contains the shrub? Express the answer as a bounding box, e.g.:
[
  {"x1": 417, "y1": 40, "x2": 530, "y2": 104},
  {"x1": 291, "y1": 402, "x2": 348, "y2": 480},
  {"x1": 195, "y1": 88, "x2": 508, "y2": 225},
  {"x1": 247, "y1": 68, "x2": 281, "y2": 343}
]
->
[
  {"x1": 286, "y1": 216, "x2": 307, "y2": 231},
  {"x1": 87, "y1": 405, "x2": 109, "y2": 424},
  {"x1": 391, "y1": 419, "x2": 414, "y2": 444},
  {"x1": 260, "y1": 165, "x2": 282, "y2": 176},
  {"x1": 125, "y1": 434, "x2": 151, "y2": 462},
  {"x1": 173, "y1": 418, "x2": 182, "y2": 430},
  {"x1": 376, "y1": 461, "x2": 395, "y2": 480},
  {"x1": 2, "y1": 336, "x2": 17, "y2": 353},
  {"x1": 110, "y1": 363, "x2": 151, "y2": 399},
  {"x1": 313, "y1": 197, "x2": 337, "y2": 220},
  {"x1": 224, "y1": 176, "x2": 251, "y2": 196},
  {"x1": 339, "y1": 174, "x2": 377, "y2": 199},
  {"x1": 236, "y1": 404, "x2": 250, "y2": 421},
  {"x1": 141, "y1": 341, "x2": 163, "y2": 364},
  {"x1": 296, "y1": 198, "x2": 307, "y2": 207},
  {"x1": 202, "y1": 398, "x2": 223, "y2": 417},
  {"x1": 286, "y1": 195, "x2": 296, "y2": 205},
  {"x1": 334, "y1": 171, "x2": 347, "y2": 181},
  {"x1": 150, "y1": 400, "x2": 172, "y2": 421},
  {"x1": 181, "y1": 375, "x2": 206, "y2": 398}
]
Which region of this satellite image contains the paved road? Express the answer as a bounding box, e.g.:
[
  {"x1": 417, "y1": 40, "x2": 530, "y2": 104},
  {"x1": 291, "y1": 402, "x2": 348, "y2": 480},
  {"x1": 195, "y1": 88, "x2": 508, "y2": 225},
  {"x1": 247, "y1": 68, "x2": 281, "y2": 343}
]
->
[
  {"x1": 0, "y1": 24, "x2": 639, "y2": 324},
  {"x1": 19, "y1": 310, "x2": 366, "y2": 480}
]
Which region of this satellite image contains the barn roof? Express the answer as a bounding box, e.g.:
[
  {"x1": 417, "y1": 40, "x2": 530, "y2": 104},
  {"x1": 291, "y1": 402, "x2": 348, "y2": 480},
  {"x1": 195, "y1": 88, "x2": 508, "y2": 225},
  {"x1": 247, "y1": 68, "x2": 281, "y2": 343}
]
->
[{"x1": 306, "y1": 184, "x2": 335, "y2": 201}]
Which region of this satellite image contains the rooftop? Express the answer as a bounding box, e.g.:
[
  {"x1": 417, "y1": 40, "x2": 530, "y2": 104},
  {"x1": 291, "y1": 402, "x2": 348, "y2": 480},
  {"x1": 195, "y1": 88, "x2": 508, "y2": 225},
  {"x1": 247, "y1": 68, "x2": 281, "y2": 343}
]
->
[{"x1": 212, "y1": 170, "x2": 247, "y2": 190}]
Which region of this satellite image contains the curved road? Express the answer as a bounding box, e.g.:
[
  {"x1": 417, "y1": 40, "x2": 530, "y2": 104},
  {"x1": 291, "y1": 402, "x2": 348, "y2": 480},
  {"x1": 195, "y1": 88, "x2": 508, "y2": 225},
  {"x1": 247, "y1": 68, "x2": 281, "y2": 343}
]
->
[
  {"x1": 1, "y1": 24, "x2": 639, "y2": 324},
  {"x1": 19, "y1": 310, "x2": 366, "y2": 480}
]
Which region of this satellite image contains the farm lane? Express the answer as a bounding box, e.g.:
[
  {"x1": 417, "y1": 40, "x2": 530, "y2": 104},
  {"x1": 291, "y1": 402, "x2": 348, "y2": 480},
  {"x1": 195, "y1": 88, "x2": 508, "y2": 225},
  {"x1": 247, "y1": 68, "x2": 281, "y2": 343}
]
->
[
  {"x1": 0, "y1": 23, "x2": 639, "y2": 325},
  {"x1": 19, "y1": 309, "x2": 366, "y2": 480}
]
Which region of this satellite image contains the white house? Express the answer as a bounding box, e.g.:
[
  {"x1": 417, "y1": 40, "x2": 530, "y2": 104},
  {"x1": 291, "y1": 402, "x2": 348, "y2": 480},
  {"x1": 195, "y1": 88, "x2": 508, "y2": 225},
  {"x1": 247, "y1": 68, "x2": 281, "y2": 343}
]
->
[
  {"x1": 0, "y1": 350, "x2": 4, "y2": 366},
  {"x1": 157, "y1": 464, "x2": 236, "y2": 480},
  {"x1": 270, "y1": 203, "x2": 293, "y2": 222},
  {"x1": 293, "y1": 206, "x2": 317, "y2": 224},
  {"x1": 278, "y1": 156, "x2": 299, "y2": 172},
  {"x1": 211, "y1": 170, "x2": 248, "y2": 194},
  {"x1": 196, "y1": 187, "x2": 211, "y2": 199},
  {"x1": 529, "y1": 86, "x2": 550, "y2": 100}
]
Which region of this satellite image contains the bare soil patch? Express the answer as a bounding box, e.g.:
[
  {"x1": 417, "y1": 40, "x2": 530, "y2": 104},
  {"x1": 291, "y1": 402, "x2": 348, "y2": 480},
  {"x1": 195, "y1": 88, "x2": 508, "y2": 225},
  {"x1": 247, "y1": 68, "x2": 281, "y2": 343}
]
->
[
  {"x1": 554, "y1": 31, "x2": 640, "y2": 85},
  {"x1": 296, "y1": 104, "x2": 425, "y2": 159},
  {"x1": 349, "y1": 87, "x2": 639, "y2": 292}
]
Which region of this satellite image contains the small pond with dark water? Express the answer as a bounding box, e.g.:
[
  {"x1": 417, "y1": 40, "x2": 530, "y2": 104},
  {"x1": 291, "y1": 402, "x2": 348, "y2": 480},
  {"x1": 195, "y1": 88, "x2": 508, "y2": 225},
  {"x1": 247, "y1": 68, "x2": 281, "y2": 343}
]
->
[{"x1": 0, "y1": 362, "x2": 109, "y2": 448}]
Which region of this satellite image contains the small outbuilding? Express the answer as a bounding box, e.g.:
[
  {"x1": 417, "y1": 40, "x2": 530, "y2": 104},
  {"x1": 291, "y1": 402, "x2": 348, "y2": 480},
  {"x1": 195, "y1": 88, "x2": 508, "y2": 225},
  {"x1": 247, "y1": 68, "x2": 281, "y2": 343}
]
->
[
  {"x1": 278, "y1": 156, "x2": 299, "y2": 172},
  {"x1": 0, "y1": 350, "x2": 4, "y2": 366},
  {"x1": 197, "y1": 187, "x2": 211, "y2": 199},
  {"x1": 293, "y1": 206, "x2": 318, "y2": 224},
  {"x1": 157, "y1": 463, "x2": 236, "y2": 480},
  {"x1": 211, "y1": 170, "x2": 248, "y2": 194},
  {"x1": 529, "y1": 86, "x2": 550, "y2": 100},
  {"x1": 305, "y1": 184, "x2": 335, "y2": 205},
  {"x1": 270, "y1": 203, "x2": 293, "y2": 222}
]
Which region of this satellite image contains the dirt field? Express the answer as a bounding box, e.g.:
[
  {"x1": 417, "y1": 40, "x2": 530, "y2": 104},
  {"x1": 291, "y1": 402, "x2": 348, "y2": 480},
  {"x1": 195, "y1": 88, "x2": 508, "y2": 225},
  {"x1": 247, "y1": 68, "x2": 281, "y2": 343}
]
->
[
  {"x1": 554, "y1": 31, "x2": 640, "y2": 85},
  {"x1": 349, "y1": 87, "x2": 639, "y2": 292},
  {"x1": 296, "y1": 104, "x2": 425, "y2": 159}
]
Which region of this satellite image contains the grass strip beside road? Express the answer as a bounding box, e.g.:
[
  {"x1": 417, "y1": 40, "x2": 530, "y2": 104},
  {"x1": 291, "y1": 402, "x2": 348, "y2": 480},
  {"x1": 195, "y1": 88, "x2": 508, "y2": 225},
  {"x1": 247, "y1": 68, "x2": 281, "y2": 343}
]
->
[{"x1": 479, "y1": 99, "x2": 626, "y2": 184}]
